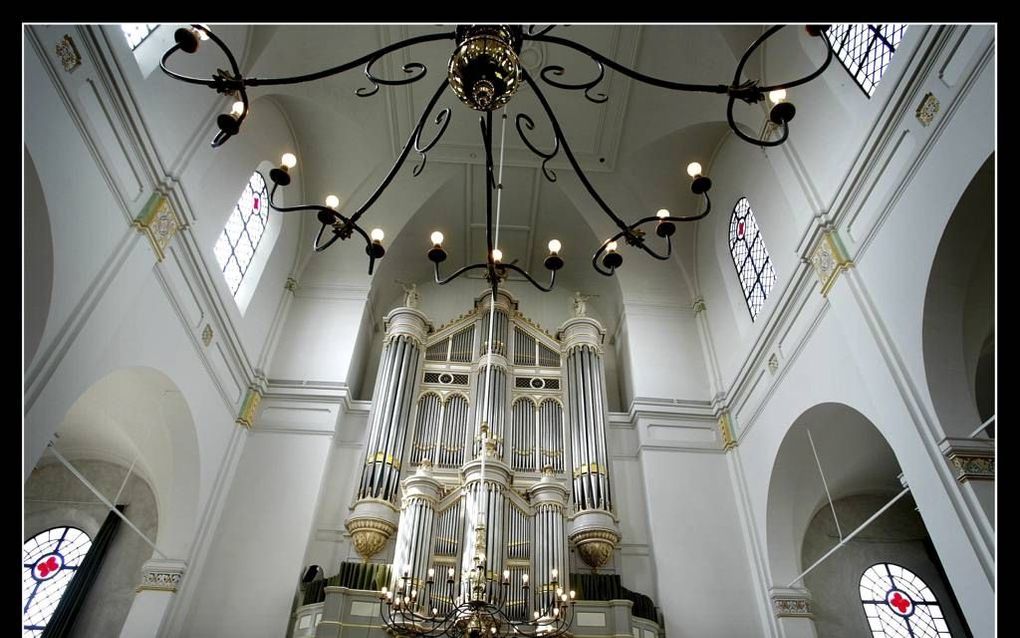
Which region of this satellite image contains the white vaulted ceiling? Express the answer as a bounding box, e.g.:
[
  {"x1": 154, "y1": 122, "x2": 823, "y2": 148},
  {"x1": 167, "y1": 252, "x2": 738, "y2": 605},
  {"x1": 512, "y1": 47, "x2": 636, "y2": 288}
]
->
[{"x1": 233, "y1": 24, "x2": 772, "y2": 327}]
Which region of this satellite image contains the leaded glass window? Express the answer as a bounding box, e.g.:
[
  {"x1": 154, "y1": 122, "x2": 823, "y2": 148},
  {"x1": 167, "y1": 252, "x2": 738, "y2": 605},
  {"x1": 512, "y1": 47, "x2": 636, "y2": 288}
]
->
[
  {"x1": 728, "y1": 197, "x2": 776, "y2": 321},
  {"x1": 214, "y1": 171, "x2": 270, "y2": 296},
  {"x1": 23, "y1": 527, "x2": 93, "y2": 637},
  {"x1": 121, "y1": 24, "x2": 160, "y2": 50},
  {"x1": 826, "y1": 24, "x2": 907, "y2": 97},
  {"x1": 860, "y1": 563, "x2": 953, "y2": 638}
]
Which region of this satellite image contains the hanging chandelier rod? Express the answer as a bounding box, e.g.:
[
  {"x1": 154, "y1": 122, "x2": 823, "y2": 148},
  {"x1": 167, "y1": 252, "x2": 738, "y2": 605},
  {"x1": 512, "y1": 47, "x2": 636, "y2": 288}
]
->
[{"x1": 162, "y1": 24, "x2": 834, "y2": 282}]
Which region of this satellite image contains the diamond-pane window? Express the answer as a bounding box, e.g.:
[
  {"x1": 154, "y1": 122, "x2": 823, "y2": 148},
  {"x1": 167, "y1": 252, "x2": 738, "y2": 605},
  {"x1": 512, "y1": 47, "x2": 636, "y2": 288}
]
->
[
  {"x1": 121, "y1": 24, "x2": 160, "y2": 50},
  {"x1": 729, "y1": 197, "x2": 776, "y2": 321},
  {"x1": 860, "y1": 563, "x2": 953, "y2": 637},
  {"x1": 23, "y1": 527, "x2": 93, "y2": 637},
  {"x1": 826, "y1": 24, "x2": 907, "y2": 97},
  {"x1": 215, "y1": 171, "x2": 270, "y2": 296}
]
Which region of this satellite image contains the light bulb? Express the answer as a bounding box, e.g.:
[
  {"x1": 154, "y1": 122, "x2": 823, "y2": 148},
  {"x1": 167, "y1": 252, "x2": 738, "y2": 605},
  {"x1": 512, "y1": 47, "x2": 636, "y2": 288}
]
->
[
  {"x1": 686, "y1": 161, "x2": 703, "y2": 178},
  {"x1": 231, "y1": 101, "x2": 245, "y2": 117},
  {"x1": 606, "y1": 241, "x2": 618, "y2": 252},
  {"x1": 411, "y1": 589, "x2": 417, "y2": 599},
  {"x1": 448, "y1": 567, "x2": 455, "y2": 577},
  {"x1": 533, "y1": 611, "x2": 540, "y2": 620},
  {"x1": 433, "y1": 608, "x2": 438, "y2": 615},
  {"x1": 428, "y1": 568, "x2": 435, "y2": 578},
  {"x1": 370, "y1": 228, "x2": 385, "y2": 242},
  {"x1": 193, "y1": 25, "x2": 211, "y2": 40},
  {"x1": 548, "y1": 239, "x2": 562, "y2": 254},
  {"x1": 491, "y1": 627, "x2": 497, "y2": 634},
  {"x1": 553, "y1": 608, "x2": 560, "y2": 617},
  {"x1": 431, "y1": 231, "x2": 445, "y2": 246},
  {"x1": 657, "y1": 208, "x2": 670, "y2": 219},
  {"x1": 522, "y1": 574, "x2": 529, "y2": 584},
  {"x1": 325, "y1": 195, "x2": 339, "y2": 209},
  {"x1": 381, "y1": 586, "x2": 388, "y2": 594},
  {"x1": 769, "y1": 88, "x2": 787, "y2": 104},
  {"x1": 556, "y1": 587, "x2": 563, "y2": 596},
  {"x1": 281, "y1": 153, "x2": 297, "y2": 169},
  {"x1": 569, "y1": 590, "x2": 576, "y2": 599},
  {"x1": 492, "y1": 248, "x2": 503, "y2": 262},
  {"x1": 561, "y1": 594, "x2": 568, "y2": 602},
  {"x1": 503, "y1": 569, "x2": 510, "y2": 580}
]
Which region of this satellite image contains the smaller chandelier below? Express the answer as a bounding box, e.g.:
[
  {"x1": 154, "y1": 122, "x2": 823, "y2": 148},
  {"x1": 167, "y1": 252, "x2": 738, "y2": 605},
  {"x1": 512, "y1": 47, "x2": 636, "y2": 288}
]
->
[{"x1": 448, "y1": 25, "x2": 523, "y2": 111}]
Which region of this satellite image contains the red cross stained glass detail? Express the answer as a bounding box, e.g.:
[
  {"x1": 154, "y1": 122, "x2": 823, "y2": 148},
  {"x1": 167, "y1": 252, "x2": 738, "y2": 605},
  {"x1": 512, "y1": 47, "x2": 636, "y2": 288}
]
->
[
  {"x1": 24, "y1": 527, "x2": 93, "y2": 637},
  {"x1": 32, "y1": 554, "x2": 63, "y2": 581},
  {"x1": 213, "y1": 171, "x2": 271, "y2": 296},
  {"x1": 859, "y1": 563, "x2": 952, "y2": 638}
]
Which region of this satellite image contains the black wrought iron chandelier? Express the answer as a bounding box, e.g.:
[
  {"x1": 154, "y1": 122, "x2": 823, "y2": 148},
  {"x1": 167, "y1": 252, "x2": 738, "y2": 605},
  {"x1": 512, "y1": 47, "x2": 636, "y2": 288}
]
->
[{"x1": 161, "y1": 24, "x2": 834, "y2": 296}]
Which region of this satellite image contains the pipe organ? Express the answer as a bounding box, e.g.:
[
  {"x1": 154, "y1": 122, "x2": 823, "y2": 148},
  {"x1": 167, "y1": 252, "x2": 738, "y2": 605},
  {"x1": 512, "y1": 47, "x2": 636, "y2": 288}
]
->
[{"x1": 345, "y1": 289, "x2": 621, "y2": 606}]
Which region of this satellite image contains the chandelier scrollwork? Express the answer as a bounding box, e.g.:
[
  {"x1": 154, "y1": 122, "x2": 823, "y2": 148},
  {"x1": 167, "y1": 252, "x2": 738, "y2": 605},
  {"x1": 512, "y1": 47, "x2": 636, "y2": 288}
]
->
[{"x1": 161, "y1": 24, "x2": 834, "y2": 290}]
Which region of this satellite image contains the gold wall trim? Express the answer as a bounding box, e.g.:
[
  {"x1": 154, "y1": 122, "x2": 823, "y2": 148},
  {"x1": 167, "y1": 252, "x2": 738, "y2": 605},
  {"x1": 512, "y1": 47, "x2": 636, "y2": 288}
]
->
[
  {"x1": 719, "y1": 412, "x2": 736, "y2": 451},
  {"x1": 132, "y1": 192, "x2": 185, "y2": 262},
  {"x1": 55, "y1": 34, "x2": 81, "y2": 72},
  {"x1": 809, "y1": 231, "x2": 853, "y2": 297},
  {"x1": 235, "y1": 386, "x2": 263, "y2": 430}
]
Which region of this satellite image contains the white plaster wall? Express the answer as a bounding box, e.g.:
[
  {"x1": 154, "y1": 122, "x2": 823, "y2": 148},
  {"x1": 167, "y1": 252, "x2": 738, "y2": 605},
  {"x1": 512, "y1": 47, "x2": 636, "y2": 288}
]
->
[
  {"x1": 640, "y1": 449, "x2": 762, "y2": 637},
  {"x1": 182, "y1": 430, "x2": 333, "y2": 637},
  {"x1": 269, "y1": 292, "x2": 369, "y2": 382},
  {"x1": 618, "y1": 305, "x2": 709, "y2": 402},
  {"x1": 25, "y1": 460, "x2": 158, "y2": 638}
]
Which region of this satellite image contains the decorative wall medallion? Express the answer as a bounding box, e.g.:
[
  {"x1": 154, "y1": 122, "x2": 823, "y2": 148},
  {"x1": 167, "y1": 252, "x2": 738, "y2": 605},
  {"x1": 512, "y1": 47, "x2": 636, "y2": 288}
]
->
[
  {"x1": 284, "y1": 277, "x2": 298, "y2": 292},
  {"x1": 132, "y1": 193, "x2": 185, "y2": 262},
  {"x1": 137, "y1": 560, "x2": 186, "y2": 593},
  {"x1": 809, "y1": 231, "x2": 852, "y2": 296},
  {"x1": 915, "y1": 92, "x2": 940, "y2": 127},
  {"x1": 235, "y1": 385, "x2": 263, "y2": 430},
  {"x1": 201, "y1": 324, "x2": 213, "y2": 346},
  {"x1": 55, "y1": 35, "x2": 81, "y2": 72},
  {"x1": 692, "y1": 297, "x2": 706, "y2": 314},
  {"x1": 718, "y1": 412, "x2": 736, "y2": 451},
  {"x1": 768, "y1": 353, "x2": 779, "y2": 375}
]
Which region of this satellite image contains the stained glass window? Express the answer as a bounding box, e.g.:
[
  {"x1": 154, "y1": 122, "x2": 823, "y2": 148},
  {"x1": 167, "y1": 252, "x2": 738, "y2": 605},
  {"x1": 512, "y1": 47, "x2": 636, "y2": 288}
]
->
[
  {"x1": 121, "y1": 24, "x2": 160, "y2": 50},
  {"x1": 214, "y1": 171, "x2": 270, "y2": 296},
  {"x1": 23, "y1": 527, "x2": 93, "y2": 637},
  {"x1": 860, "y1": 563, "x2": 953, "y2": 638},
  {"x1": 729, "y1": 197, "x2": 776, "y2": 321},
  {"x1": 826, "y1": 24, "x2": 908, "y2": 97}
]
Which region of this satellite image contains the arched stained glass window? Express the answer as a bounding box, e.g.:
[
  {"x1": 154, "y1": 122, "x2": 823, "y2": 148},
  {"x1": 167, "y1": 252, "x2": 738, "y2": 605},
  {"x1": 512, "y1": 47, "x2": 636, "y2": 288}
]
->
[
  {"x1": 826, "y1": 24, "x2": 908, "y2": 97},
  {"x1": 214, "y1": 171, "x2": 270, "y2": 296},
  {"x1": 729, "y1": 197, "x2": 776, "y2": 321},
  {"x1": 23, "y1": 527, "x2": 93, "y2": 636},
  {"x1": 860, "y1": 563, "x2": 953, "y2": 638},
  {"x1": 121, "y1": 24, "x2": 160, "y2": 50}
]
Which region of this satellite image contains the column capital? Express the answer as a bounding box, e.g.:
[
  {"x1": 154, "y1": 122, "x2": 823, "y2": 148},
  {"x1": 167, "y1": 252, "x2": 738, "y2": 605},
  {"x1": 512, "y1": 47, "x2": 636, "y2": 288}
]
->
[
  {"x1": 137, "y1": 558, "x2": 187, "y2": 593},
  {"x1": 938, "y1": 436, "x2": 995, "y2": 482},
  {"x1": 557, "y1": 316, "x2": 605, "y2": 352},
  {"x1": 384, "y1": 307, "x2": 432, "y2": 344},
  {"x1": 769, "y1": 586, "x2": 814, "y2": 618}
]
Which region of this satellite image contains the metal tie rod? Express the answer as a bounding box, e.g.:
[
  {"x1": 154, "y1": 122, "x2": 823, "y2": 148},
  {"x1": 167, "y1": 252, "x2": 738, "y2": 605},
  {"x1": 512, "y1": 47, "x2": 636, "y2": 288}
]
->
[
  {"x1": 787, "y1": 487, "x2": 910, "y2": 588},
  {"x1": 46, "y1": 443, "x2": 167, "y2": 559}
]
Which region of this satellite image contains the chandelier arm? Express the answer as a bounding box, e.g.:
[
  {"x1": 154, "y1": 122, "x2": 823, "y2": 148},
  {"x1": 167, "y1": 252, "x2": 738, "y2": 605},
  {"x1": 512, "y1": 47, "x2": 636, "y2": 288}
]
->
[
  {"x1": 726, "y1": 95, "x2": 791, "y2": 147},
  {"x1": 413, "y1": 108, "x2": 453, "y2": 176},
  {"x1": 539, "y1": 62, "x2": 608, "y2": 104},
  {"x1": 501, "y1": 263, "x2": 558, "y2": 292},
  {"x1": 515, "y1": 113, "x2": 560, "y2": 182},
  {"x1": 736, "y1": 26, "x2": 835, "y2": 93},
  {"x1": 526, "y1": 34, "x2": 731, "y2": 95},
  {"x1": 521, "y1": 70, "x2": 632, "y2": 234},
  {"x1": 434, "y1": 262, "x2": 490, "y2": 286},
  {"x1": 159, "y1": 25, "x2": 243, "y2": 89},
  {"x1": 346, "y1": 78, "x2": 450, "y2": 226},
  {"x1": 526, "y1": 25, "x2": 557, "y2": 37},
  {"x1": 246, "y1": 32, "x2": 455, "y2": 87}
]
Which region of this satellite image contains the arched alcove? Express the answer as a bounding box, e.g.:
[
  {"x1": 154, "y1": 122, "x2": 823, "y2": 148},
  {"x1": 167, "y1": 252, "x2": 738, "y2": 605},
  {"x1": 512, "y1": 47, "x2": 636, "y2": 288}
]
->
[
  {"x1": 38, "y1": 367, "x2": 202, "y2": 559},
  {"x1": 766, "y1": 403, "x2": 902, "y2": 587},
  {"x1": 24, "y1": 146, "x2": 54, "y2": 373},
  {"x1": 922, "y1": 153, "x2": 994, "y2": 439}
]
